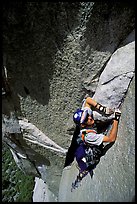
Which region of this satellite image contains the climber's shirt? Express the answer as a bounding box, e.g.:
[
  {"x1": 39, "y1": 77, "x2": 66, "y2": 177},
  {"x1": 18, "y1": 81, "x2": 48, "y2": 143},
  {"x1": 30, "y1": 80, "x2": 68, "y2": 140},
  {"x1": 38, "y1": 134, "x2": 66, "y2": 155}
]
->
[
  {"x1": 83, "y1": 131, "x2": 104, "y2": 146},
  {"x1": 77, "y1": 128, "x2": 104, "y2": 146}
]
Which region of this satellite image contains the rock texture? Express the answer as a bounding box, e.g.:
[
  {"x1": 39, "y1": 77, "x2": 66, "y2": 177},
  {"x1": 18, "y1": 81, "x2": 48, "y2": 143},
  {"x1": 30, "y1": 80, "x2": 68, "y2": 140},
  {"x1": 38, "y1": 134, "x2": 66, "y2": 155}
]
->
[
  {"x1": 93, "y1": 30, "x2": 135, "y2": 121},
  {"x1": 59, "y1": 35, "x2": 135, "y2": 202},
  {"x1": 2, "y1": 2, "x2": 135, "y2": 202},
  {"x1": 33, "y1": 177, "x2": 57, "y2": 202}
]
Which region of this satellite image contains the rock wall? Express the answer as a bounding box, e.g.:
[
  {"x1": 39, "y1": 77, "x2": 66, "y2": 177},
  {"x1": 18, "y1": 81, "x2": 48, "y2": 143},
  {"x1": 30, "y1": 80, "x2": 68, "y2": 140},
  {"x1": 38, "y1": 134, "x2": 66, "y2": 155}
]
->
[
  {"x1": 59, "y1": 36, "x2": 135, "y2": 202},
  {"x1": 2, "y1": 2, "x2": 135, "y2": 202}
]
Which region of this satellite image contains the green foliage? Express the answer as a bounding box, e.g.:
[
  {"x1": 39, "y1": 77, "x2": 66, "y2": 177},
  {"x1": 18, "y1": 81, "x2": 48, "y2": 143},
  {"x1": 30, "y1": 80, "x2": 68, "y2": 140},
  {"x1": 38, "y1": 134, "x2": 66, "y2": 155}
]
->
[{"x1": 2, "y1": 143, "x2": 35, "y2": 202}]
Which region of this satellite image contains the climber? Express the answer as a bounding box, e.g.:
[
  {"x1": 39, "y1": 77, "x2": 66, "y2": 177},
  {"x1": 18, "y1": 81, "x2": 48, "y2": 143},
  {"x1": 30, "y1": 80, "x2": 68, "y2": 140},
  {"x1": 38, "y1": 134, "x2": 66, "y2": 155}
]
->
[
  {"x1": 72, "y1": 96, "x2": 121, "y2": 185},
  {"x1": 64, "y1": 95, "x2": 114, "y2": 168},
  {"x1": 68, "y1": 95, "x2": 121, "y2": 191}
]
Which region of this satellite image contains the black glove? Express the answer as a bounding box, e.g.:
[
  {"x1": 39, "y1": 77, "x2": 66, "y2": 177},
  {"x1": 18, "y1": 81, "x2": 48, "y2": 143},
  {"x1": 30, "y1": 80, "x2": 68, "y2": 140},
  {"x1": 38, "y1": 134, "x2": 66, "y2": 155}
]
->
[{"x1": 114, "y1": 109, "x2": 121, "y2": 122}]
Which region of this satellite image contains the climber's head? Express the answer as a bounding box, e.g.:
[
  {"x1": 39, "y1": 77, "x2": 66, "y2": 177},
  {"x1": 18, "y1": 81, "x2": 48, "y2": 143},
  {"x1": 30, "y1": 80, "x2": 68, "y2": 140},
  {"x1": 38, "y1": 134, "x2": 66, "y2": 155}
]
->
[
  {"x1": 73, "y1": 108, "x2": 94, "y2": 127},
  {"x1": 73, "y1": 109, "x2": 83, "y2": 125}
]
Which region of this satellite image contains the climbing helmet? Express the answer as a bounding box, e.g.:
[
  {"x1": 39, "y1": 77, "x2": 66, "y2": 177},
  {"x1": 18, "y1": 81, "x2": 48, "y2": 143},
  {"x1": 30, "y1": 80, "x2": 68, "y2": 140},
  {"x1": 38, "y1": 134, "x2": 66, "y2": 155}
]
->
[{"x1": 73, "y1": 109, "x2": 83, "y2": 125}]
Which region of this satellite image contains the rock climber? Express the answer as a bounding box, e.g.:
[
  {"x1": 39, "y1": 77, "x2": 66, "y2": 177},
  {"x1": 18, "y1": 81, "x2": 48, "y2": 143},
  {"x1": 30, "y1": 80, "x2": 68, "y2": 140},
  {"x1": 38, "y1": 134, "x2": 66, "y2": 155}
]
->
[
  {"x1": 70, "y1": 95, "x2": 121, "y2": 189},
  {"x1": 64, "y1": 95, "x2": 121, "y2": 190},
  {"x1": 64, "y1": 95, "x2": 117, "y2": 168}
]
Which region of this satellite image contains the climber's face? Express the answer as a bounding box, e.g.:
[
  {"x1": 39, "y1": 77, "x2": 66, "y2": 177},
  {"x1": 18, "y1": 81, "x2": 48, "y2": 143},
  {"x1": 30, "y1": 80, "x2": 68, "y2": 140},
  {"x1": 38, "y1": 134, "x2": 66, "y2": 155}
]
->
[
  {"x1": 86, "y1": 115, "x2": 94, "y2": 126},
  {"x1": 81, "y1": 114, "x2": 94, "y2": 128}
]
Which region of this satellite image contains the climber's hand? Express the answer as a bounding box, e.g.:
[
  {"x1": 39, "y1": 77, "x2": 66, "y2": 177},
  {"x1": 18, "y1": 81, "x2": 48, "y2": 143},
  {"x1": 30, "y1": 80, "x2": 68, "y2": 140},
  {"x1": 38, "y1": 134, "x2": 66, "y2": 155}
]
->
[
  {"x1": 105, "y1": 107, "x2": 114, "y2": 116},
  {"x1": 114, "y1": 109, "x2": 121, "y2": 122}
]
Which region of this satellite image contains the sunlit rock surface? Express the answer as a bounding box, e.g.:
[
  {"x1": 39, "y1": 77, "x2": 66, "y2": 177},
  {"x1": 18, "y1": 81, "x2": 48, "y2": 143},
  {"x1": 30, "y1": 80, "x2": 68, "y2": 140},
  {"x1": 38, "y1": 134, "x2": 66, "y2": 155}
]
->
[{"x1": 2, "y1": 2, "x2": 135, "y2": 202}]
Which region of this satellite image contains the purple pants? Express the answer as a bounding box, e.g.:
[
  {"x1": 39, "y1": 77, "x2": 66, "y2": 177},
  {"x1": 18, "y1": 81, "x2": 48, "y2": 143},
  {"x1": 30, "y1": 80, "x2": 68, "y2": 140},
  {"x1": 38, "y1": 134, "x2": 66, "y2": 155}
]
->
[{"x1": 74, "y1": 144, "x2": 87, "y2": 172}]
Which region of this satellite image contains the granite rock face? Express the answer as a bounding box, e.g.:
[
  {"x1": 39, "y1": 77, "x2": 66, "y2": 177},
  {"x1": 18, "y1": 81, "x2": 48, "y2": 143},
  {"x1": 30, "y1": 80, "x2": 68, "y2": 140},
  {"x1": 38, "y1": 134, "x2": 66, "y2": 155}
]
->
[
  {"x1": 2, "y1": 2, "x2": 135, "y2": 202},
  {"x1": 58, "y1": 42, "x2": 135, "y2": 202},
  {"x1": 92, "y1": 31, "x2": 135, "y2": 121}
]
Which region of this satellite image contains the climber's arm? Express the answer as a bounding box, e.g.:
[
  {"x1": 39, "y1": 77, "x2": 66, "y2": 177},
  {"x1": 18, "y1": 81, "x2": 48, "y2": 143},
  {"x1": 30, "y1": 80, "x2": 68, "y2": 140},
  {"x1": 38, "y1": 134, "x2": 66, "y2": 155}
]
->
[
  {"x1": 84, "y1": 97, "x2": 114, "y2": 116},
  {"x1": 84, "y1": 97, "x2": 97, "y2": 108},
  {"x1": 103, "y1": 120, "x2": 119, "y2": 143},
  {"x1": 103, "y1": 109, "x2": 121, "y2": 143}
]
